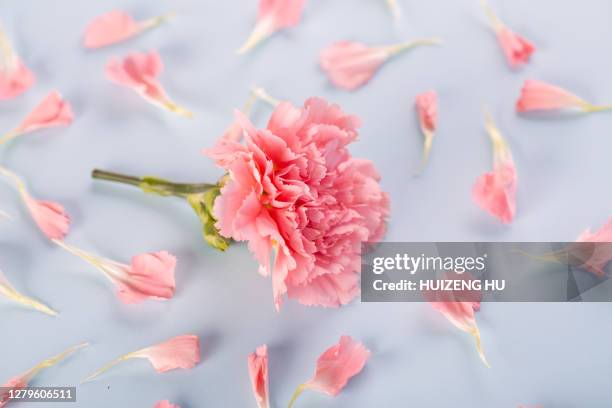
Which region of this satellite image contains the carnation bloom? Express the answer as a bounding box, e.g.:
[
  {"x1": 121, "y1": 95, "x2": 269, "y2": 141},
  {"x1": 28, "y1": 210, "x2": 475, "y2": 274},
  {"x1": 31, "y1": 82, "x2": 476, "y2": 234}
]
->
[
  {"x1": 82, "y1": 335, "x2": 200, "y2": 383},
  {"x1": 206, "y1": 97, "x2": 390, "y2": 310},
  {"x1": 247, "y1": 345, "x2": 270, "y2": 408},
  {"x1": 106, "y1": 50, "x2": 193, "y2": 118},
  {"x1": 517, "y1": 80, "x2": 612, "y2": 113},
  {"x1": 0, "y1": 166, "x2": 70, "y2": 240},
  {"x1": 288, "y1": 336, "x2": 370, "y2": 407},
  {"x1": 472, "y1": 111, "x2": 517, "y2": 224},
  {"x1": 53, "y1": 240, "x2": 176, "y2": 304},
  {"x1": 154, "y1": 401, "x2": 180, "y2": 408},
  {"x1": 84, "y1": 10, "x2": 174, "y2": 49},
  {"x1": 238, "y1": 0, "x2": 306, "y2": 54},
  {"x1": 0, "y1": 24, "x2": 34, "y2": 100},
  {"x1": 0, "y1": 268, "x2": 57, "y2": 316},
  {"x1": 480, "y1": 0, "x2": 535, "y2": 67},
  {"x1": 0, "y1": 91, "x2": 74, "y2": 146},
  {"x1": 415, "y1": 91, "x2": 438, "y2": 173},
  {"x1": 0, "y1": 343, "x2": 87, "y2": 407},
  {"x1": 320, "y1": 38, "x2": 440, "y2": 90}
]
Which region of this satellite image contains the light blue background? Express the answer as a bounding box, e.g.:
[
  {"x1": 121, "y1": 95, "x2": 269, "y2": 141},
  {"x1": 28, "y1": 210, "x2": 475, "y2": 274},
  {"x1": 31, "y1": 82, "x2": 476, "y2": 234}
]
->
[{"x1": 1, "y1": 0, "x2": 612, "y2": 407}]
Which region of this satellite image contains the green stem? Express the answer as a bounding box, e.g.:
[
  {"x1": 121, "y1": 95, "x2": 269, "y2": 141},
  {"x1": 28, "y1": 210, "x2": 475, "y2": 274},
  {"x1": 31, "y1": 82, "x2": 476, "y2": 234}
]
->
[
  {"x1": 287, "y1": 383, "x2": 307, "y2": 408},
  {"x1": 92, "y1": 169, "x2": 216, "y2": 197}
]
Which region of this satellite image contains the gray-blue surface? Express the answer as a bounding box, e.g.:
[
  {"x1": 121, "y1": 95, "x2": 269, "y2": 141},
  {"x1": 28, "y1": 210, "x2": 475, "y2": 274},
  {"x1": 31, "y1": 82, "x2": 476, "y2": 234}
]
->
[{"x1": 1, "y1": 0, "x2": 611, "y2": 407}]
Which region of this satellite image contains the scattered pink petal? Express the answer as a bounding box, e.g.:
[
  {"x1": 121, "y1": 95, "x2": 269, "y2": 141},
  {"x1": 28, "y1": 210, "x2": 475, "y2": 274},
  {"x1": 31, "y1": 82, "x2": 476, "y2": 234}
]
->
[
  {"x1": 320, "y1": 39, "x2": 439, "y2": 90},
  {"x1": 0, "y1": 26, "x2": 35, "y2": 100},
  {"x1": 0, "y1": 166, "x2": 70, "y2": 240},
  {"x1": 516, "y1": 80, "x2": 612, "y2": 113},
  {"x1": 248, "y1": 345, "x2": 270, "y2": 408},
  {"x1": 154, "y1": 401, "x2": 180, "y2": 408},
  {"x1": 82, "y1": 335, "x2": 200, "y2": 383},
  {"x1": 574, "y1": 218, "x2": 612, "y2": 277},
  {"x1": 481, "y1": 0, "x2": 534, "y2": 67},
  {"x1": 415, "y1": 91, "x2": 438, "y2": 172},
  {"x1": 106, "y1": 51, "x2": 193, "y2": 118},
  {"x1": 472, "y1": 111, "x2": 517, "y2": 224},
  {"x1": 84, "y1": 11, "x2": 173, "y2": 49},
  {"x1": 0, "y1": 343, "x2": 87, "y2": 407},
  {"x1": 238, "y1": 0, "x2": 306, "y2": 54},
  {"x1": 54, "y1": 240, "x2": 176, "y2": 304},
  {"x1": 288, "y1": 336, "x2": 369, "y2": 407}
]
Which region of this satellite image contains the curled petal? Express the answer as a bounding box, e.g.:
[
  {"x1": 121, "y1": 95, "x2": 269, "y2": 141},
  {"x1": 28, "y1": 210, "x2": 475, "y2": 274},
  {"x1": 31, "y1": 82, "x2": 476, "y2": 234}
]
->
[
  {"x1": 415, "y1": 91, "x2": 438, "y2": 172},
  {"x1": 1, "y1": 343, "x2": 88, "y2": 407},
  {"x1": 106, "y1": 51, "x2": 192, "y2": 118},
  {"x1": 288, "y1": 336, "x2": 370, "y2": 407},
  {"x1": 0, "y1": 269, "x2": 57, "y2": 316},
  {"x1": 53, "y1": 240, "x2": 176, "y2": 303},
  {"x1": 0, "y1": 91, "x2": 74, "y2": 146},
  {"x1": 0, "y1": 26, "x2": 35, "y2": 100},
  {"x1": 247, "y1": 345, "x2": 269, "y2": 408},
  {"x1": 154, "y1": 401, "x2": 180, "y2": 408},
  {"x1": 0, "y1": 166, "x2": 70, "y2": 240},
  {"x1": 320, "y1": 39, "x2": 440, "y2": 90},
  {"x1": 516, "y1": 80, "x2": 612, "y2": 113},
  {"x1": 84, "y1": 11, "x2": 174, "y2": 49},
  {"x1": 82, "y1": 335, "x2": 200, "y2": 383},
  {"x1": 575, "y1": 218, "x2": 612, "y2": 277},
  {"x1": 238, "y1": 0, "x2": 306, "y2": 54}
]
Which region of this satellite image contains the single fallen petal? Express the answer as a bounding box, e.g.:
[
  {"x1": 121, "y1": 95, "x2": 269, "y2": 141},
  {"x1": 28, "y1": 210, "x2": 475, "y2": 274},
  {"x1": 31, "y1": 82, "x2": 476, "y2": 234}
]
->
[
  {"x1": 480, "y1": 0, "x2": 534, "y2": 67},
  {"x1": 0, "y1": 91, "x2": 74, "y2": 146},
  {"x1": 154, "y1": 401, "x2": 180, "y2": 408},
  {"x1": 106, "y1": 50, "x2": 192, "y2": 118},
  {"x1": 53, "y1": 240, "x2": 176, "y2": 304},
  {"x1": 516, "y1": 80, "x2": 612, "y2": 113},
  {"x1": 288, "y1": 336, "x2": 370, "y2": 407},
  {"x1": 0, "y1": 166, "x2": 70, "y2": 240},
  {"x1": 320, "y1": 39, "x2": 440, "y2": 90},
  {"x1": 238, "y1": 0, "x2": 306, "y2": 54},
  {"x1": 82, "y1": 335, "x2": 200, "y2": 383},
  {"x1": 472, "y1": 111, "x2": 517, "y2": 224},
  {"x1": 0, "y1": 343, "x2": 87, "y2": 407},
  {"x1": 415, "y1": 91, "x2": 438, "y2": 172},
  {"x1": 247, "y1": 345, "x2": 269, "y2": 408},
  {"x1": 574, "y1": 218, "x2": 612, "y2": 277},
  {"x1": 84, "y1": 10, "x2": 174, "y2": 49},
  {"x1": 0, "y1": 25, "x2": 35, "y2": 100},
  {"x1": 0, "y1": 269, "x2": 57, "y2": 316}
]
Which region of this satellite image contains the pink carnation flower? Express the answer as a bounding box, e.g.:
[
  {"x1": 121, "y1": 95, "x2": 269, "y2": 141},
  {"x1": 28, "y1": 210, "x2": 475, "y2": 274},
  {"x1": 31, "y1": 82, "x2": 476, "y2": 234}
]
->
[{"x1": 205, "y1": 98, "x2": 390, "y2": 310}]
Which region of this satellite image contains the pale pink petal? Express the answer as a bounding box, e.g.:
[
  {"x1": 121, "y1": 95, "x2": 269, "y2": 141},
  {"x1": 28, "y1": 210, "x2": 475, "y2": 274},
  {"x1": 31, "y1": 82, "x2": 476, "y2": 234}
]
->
[
  {"x1": 574, "y1": 218, "x2": 612, "y2": 277},
  {"x1": 106, "y1": 51, "x2": 192, "y2": 117},
  {"x1": 82, "y1": 335, "x2": 200, "y2": 383},
  {"x1": 238, "y1": 0, "x2": 306, "y2": 53},
  {"x1": 112, "y1": 251, "x2": 176, "y2": 304},
  {"x1": 13, "y1": 91, "x2": 73, "y2": 135},
  {"x1": 84, "y1": 11, "x2": 139, "y2": 48},
  {"x1": 496, "y1": 27, "x2": 535, "y2": 67},
  {"x1": 154, "y1": 401, "x2": 180, "y2": 408},
  {"x1": 516, "y1": 80, "x2": 589, "y2": 112},
  {"x1": 305, "y1": 336, "x2": 370, "y2": 396},
  {"x1": 23, "y1": 196, "x2": 70, "y2": 241},
  {"x1": 0, "y1": 59, "x2": 35, "y2": 100},
  {"x1": 247, "y1": 345, "x2": 270, "y2": 408},
  {"x1": 415, "y1": 91, "x2": 437, "y2": 133}
]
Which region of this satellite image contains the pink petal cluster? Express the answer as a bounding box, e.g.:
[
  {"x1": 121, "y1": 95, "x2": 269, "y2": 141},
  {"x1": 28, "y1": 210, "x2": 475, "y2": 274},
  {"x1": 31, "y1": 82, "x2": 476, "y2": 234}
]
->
[
  {"x1": 575, "y1": 218, "x2": 612, "y2": 277},
  {"x1": 206, "y1": 98, "x2": 390, "y2": 309},
  {"x1": 496, "y1": 27, "x2": 535, "y2": 67},
  {"x1": 238, "y1": 0, "x2": 306, "y2": 53},
  {"x1": 247, "y1": 345, "x2": 270, "y2": 408},
  {"x1": 24, "y1": 196, "x2": 71, "y2": 241},
  {"x1": 516, "y1": 80, "x2": 588, "y2": 112},
  {"x1": 305, "y1": 336, "x2": 370, "y2": 396},
  {"x1": 154, "y1": 402, "x2": 180, "y2": 408},
  {"x1": 0, "y1": 58, "x2": 35, "y2": 100},
  {"x1": 13, "y1": 91, "x2": 74, "y2": 136},
  {"x1": 133, "y1": 335, "x2": 201, "y2": 373}
]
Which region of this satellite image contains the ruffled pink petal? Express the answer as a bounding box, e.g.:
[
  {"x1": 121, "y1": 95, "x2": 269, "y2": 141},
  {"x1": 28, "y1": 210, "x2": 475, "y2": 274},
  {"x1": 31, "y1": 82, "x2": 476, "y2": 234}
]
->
[
  {"x1": 84, "y1": 11, "x2": 139, "y2": 49},
  {"x1": 0, "y1": 59, "x2": 35, "y2": 100},
  {"x1": 247, "y1": 345, "x2": 270, "y2": 408},
  {"x1": 23, "y1": 196, "x2": 70, "y2": 241},
  {"x1": 472, "y1": 162, "x2": 517, "y2": 224},
  {"x1": 15, "y1": 91, "x2": 74, "y2": 135},
  {"x1": 575, "y1": 218, "x2": 612, "y2": 277},
  {"x1": 113, "y1": 251, "x2": 176, "y2": 304},
  {"x1": 132, "y1": 335, "x2": 201, "y2": 373},
  {"x1": 320, "y1": 41, "x2": 389, "y2": 90},
  {"x1": 154, "y1": 401, "x2": 180, "y2": 408},
  {"x1": 305, "y1": 336, "x2": 370, "y2": 396},
  {"x1": 516, "y1": 80, "x2": 587, "y2": 112},
  {"x1": 496, "y1": 27, "x2": 535, "y2": 67},
  {"x1": 415, "y1": 91, "x2": 437, "y2": 133}
]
